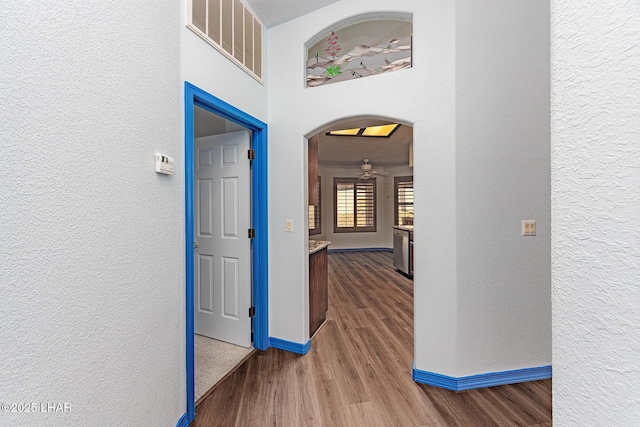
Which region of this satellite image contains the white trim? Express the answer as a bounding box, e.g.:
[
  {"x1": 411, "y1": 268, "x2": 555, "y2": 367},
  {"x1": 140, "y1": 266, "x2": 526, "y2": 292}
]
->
[{"x1": 304, "y1": 11, "x2": 413, "y2": 52}]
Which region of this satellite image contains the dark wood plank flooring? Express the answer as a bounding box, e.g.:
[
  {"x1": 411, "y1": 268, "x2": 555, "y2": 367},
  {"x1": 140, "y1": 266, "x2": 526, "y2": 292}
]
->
[{"x1": 193, "y1": 251, "x2": 552, "y2": 426}]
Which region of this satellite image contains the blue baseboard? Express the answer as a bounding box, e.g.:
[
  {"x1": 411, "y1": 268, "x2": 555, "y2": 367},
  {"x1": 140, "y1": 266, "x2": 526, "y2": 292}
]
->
[
  {"x1": 176, "y1": 413, "x2": 190, "y2": 427},
  {"x1": 328, "y1": 247, "x2": 393, "y2": 253},
  {"x1": 270, "y1": 337, "x2": 312, "y2": 355},
  {"x1": 412, "y1": 362, "x2": 552, "y2": 391}
]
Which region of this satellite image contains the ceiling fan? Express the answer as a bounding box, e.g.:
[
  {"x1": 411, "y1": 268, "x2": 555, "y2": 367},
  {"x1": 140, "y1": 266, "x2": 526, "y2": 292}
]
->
[{"x1": 352, "y1": 159, "x2": 390, "y2": 180}]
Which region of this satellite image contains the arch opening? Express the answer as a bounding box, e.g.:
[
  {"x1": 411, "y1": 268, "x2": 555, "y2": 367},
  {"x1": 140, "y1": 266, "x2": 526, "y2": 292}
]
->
[{"x1": 305, "y1": 113, "x2": 415, "y2": 337}]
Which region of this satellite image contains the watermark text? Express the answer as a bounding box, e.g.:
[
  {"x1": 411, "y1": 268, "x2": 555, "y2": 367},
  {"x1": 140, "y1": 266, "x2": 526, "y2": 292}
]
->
[{"x1": 1, "y1": 402, "x2": 71, "y2": 413}]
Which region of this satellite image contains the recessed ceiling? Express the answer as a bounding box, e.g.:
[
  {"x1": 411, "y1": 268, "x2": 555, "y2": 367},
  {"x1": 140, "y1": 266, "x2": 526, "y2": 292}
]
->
[
  {"x1": 244, "y1": 0, "x2": 341, "y2": 28},
  {"x1": 317, "y1": 119, "x2": 413, "y2": 167},
  {"x1": 327, "y1": 123, "x2": 400, "y2": 138}
]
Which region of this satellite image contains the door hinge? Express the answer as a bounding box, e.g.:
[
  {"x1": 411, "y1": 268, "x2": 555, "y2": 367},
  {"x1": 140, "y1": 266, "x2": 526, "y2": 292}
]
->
[
  {"x1": 248, "y1": 228, "x2": 256, "y2": 238},
  {"x1": 249, "y1": 306, "x2": 256, "y2": 317},
  {"x1": 248, "y1": 149, "x2": 255, "y2": 160}
]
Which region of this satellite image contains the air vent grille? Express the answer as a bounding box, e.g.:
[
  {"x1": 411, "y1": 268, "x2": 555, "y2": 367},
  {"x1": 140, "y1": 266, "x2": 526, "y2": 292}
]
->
[
  {"x1": 192, "y1": 0, "x2": 207, "y2": 33},
  {"x1": 188, "y1": 0, "x2": 263, "y2": 83}
]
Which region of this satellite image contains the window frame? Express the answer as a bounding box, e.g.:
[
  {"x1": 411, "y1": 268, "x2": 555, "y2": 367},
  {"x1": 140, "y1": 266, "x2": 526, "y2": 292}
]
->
[
  {"x1": 394, "y1": 176, "x2": 414, "y2": 226},
  {"x1": 333, "y1": 177, "x2": 377, "y2": 233},
  {"x1": 309, "y1": 176, "x2": 321, "y2": 236}
]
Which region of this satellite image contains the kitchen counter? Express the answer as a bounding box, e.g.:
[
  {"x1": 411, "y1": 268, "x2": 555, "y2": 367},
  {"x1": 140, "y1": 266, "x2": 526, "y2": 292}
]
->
[
  {"x1": 309, "y1": 240, "x2": 331, "y2": 255},
  {"x1": 392, "y1": 225, "x2": 414, "y2": 232}
]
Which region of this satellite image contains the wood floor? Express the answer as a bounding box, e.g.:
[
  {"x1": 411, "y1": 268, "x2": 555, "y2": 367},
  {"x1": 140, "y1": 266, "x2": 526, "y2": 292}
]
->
[{"x1": 193, "y1": 251, "x2": 552, "y2": 426}]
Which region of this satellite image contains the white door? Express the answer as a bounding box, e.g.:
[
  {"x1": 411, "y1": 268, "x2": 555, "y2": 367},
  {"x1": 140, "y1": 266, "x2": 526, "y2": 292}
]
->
[{"x1": 194, "y1": 130, "x2": 252, "y2": 347}]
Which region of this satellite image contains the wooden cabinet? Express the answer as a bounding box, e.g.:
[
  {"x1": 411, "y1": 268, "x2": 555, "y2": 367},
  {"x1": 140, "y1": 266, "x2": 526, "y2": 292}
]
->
[
  {"x1": 308, "y1": 135, "x2": 319, "y2": 205},
  {"x1": 309, "y1": 247, "x2": 328, "y2": 337}
]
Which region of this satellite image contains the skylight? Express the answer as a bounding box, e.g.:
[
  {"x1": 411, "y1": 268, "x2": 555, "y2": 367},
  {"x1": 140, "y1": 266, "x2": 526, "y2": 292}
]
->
[
  {"x1": 329, "y1": 128, "x2": 361, "y2": 136},
  {"x1": 327, "y1": 124, "x2": 400, "y2": 138}
]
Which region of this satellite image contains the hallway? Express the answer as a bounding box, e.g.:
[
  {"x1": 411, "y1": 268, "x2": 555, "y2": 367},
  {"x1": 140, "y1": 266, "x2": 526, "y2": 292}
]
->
[{"x1": 193, "y1": 251, "x2": 552, "y2": 426}]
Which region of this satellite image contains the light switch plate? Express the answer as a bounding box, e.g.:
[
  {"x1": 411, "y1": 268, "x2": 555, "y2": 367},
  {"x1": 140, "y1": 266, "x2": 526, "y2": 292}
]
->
[
  {"x1": 522, "y1": 220, "x2": 536, "y2": 236},
  {"x1": 285, "y1": 219, "x2": 293, "y2": 232}
]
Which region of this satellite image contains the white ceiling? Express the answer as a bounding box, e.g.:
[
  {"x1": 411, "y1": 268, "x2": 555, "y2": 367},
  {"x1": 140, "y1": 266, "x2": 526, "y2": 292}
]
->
[
  {"x1": 245, "y1": 0, "x2": 341, "y2": 28},
  {"x1": 317, "y1": 119, "x2": 412, "y2": 167}
]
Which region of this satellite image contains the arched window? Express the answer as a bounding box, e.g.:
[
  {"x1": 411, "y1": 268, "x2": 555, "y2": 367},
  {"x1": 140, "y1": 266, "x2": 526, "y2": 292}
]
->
[{"x1": 306, "y1": 13, "x2": 412, "y2": 88}]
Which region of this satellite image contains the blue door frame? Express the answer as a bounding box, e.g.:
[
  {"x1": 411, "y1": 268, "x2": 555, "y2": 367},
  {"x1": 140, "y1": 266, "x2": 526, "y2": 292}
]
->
[{"x1": 181, "y1": 82, "x2": 268, "y2": 426}]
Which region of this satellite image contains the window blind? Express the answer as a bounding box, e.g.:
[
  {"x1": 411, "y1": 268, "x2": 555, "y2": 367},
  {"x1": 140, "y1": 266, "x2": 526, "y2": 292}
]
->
[
  {"x1": 356, "y1": 182, "x2": 375, "y2": 227},
  {"x1": 395, "y1": 177, "x2": 414, "y2": 226},
  {"x1": 334, "y1": 178, "x2": 376, "y2": 232},
  {"x1": 309, "y1": 178, "x2": 321, "y2": 235},
  {"x1": 336, "y1": 182, "x2": 354, "y2": 227}
]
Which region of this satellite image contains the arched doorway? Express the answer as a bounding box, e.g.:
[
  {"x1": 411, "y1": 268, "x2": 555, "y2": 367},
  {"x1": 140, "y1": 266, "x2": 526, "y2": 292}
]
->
[{"x1": 304, "y1": 115, "x2": 416, "y2": 361}]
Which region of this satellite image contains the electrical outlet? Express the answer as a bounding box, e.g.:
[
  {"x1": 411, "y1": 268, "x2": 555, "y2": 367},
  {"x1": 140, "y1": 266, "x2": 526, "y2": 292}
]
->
[{"x1": 522, "y1": 220, "x2": 536, "y2": 236}]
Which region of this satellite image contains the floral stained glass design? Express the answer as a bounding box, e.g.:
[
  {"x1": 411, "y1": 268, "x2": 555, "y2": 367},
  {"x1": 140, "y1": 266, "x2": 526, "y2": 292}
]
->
[{"x1": 306, "y1": 19, "x2": 412, "y2": 88}]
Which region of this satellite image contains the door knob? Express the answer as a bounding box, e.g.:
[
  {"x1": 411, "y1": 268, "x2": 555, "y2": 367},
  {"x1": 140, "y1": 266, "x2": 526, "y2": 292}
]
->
[{"x1": 194, "y1": 241, "x2": 199, "y2": 249}]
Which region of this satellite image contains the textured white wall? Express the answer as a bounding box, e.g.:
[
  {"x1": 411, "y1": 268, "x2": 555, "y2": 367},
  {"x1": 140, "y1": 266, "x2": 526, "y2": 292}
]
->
[
  {"x1": 551, "y1": 1, "x2": 640, "y2": 425},
  {"x1": 267, "y1": 0, "x2": 460, "y2": 364},
  {"x1": 455, "y1": 0, "x2": 551, "y2": 376},
  {"x1": 0, "y1": 2, "x2": 184, "y2": 427},
  {"x1": 268, "y1": 0, "x2": 551, "y2": 378}
]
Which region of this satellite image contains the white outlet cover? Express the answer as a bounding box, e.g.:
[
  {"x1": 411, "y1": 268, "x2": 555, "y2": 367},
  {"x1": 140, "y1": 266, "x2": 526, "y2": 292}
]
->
[{"x1": 522, "y1": 220, "x2": 536, "y2": 236}]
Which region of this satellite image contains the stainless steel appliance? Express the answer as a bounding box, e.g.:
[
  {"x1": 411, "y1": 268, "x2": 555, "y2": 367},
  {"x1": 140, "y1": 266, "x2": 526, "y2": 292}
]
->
[
  {"x1": 393, "y1": 228, "x2": 410, "y2": 275},
  {"x1": 410, "y1": 240, "x2": 414, "y2": 276}
]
